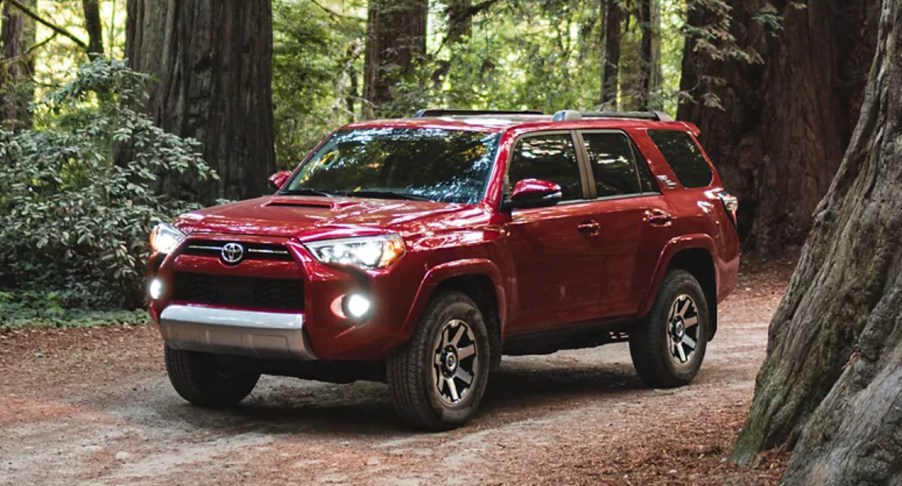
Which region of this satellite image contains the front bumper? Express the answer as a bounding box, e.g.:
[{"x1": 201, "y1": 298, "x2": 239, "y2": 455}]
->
[{"x1": 159, "y1": 304, "x2": 316, "y2": 360}]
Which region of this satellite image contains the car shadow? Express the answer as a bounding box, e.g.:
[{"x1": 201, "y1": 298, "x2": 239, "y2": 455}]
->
[{"x1": 161, "y1": 359, "x2": 647, "y2": 437}]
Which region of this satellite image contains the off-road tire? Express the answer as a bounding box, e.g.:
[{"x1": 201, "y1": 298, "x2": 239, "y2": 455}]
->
[
  {"x1": 164, "y1": 346, "x2": 260, "y2": 407},
  {"x1": 629, "y1": 270, "x2": 709, "y2": 388},
  {"x1": 386, "y1": 291, "x2": 491, "y2": 431}
]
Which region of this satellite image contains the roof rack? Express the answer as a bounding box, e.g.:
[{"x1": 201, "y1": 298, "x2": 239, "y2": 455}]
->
[
  {"x1": 552, "y1": 110, "x2": 674, "y2": 122},
  {"x1": 413, "y1": 109, "x2": 545, "y2": 118}
]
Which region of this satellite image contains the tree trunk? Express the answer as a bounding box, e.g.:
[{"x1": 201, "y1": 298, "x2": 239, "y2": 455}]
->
[
  {"x1": 363, "y1": 0, "x2": 427, "y2": 116},
  {"x1": 730, "y1": 3, "x2": 902, "y2": 483},
  {"x1": 636, "y1": 0, "x2": 661, "y2": 110},
  {"x1": 82, "y1": 0, "x2": 104, "y2": 56},
  {"x1": 125, "y1": 0, "x2": 275, "y2": 204},
  {"x1": 0, "y1": 0, "x2": 36, "y2": 131},
  {"x1": 599, "y1": 0, "x2": 621, "y2": 108},
  {"x1": 678, "y1": 0, "x2": 878, "y2": 254}
]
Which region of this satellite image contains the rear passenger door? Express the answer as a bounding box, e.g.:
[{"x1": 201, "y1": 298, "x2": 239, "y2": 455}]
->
[{"x1": 576, "y1": 130, "x2": 674, "y2": 318}]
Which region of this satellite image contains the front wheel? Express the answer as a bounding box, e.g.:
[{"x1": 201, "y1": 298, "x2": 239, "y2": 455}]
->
[
  {"x1": 629, "y1": 270, "x2": 709, "y2": 388},
  {"x1": 164, "y1": 346, "x2": 260, "y2": 407},
  {"x1": 386, "y1": 291, "x2": 491, "y2": 430}
]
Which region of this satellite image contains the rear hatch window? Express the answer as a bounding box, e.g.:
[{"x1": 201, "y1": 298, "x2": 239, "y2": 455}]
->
[{"x1": 648, "y1": 130, "x2": 713, "y2": 188}]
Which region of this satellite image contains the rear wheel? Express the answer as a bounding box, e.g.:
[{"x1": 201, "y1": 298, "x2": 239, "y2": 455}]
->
[
  {"x1": 386, "y1": 291, "x2": 491, "y2": 430},
  {"x1": 164, "y1": 346, "x2": 260, "y2": 407},
  {"x1": 629, "y1": 270, "x2": 709, "y2": 388}
]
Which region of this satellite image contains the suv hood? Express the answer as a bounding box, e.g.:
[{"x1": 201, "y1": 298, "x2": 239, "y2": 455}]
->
[{"x1": 175, "y1": 196, "x2": 487, "y2": 240}]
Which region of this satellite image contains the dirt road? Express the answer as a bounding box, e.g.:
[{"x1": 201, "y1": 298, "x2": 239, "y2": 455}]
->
[{"x1": 0, "y1": 260, "x2": 793, "y2": 485}]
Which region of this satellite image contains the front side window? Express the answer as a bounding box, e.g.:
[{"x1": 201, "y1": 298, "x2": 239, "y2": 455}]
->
[
  {"x1": 283, "y1": 128, "x2": 500, "y2": 204},
  {"x1": 648, "y1": 130, "x2": 713, "y2": 188},
  {"x1": 581, "y1": 132, "x2": 641, "y2": 197},
  {"x1": 508, "y1": 134, "x2": 583, "y2": 202}
]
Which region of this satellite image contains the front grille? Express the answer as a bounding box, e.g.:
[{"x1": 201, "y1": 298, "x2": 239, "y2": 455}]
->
[
  {"x1": 181, "y1": 240, "x2": 294, "y2": 262},
  {"x1": 172, "y1": 272, "x2": 304, "y2": 311}
]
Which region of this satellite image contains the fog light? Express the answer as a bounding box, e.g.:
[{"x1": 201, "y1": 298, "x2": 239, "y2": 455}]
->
[
  {"x1": 149, "y1": 278, "x2": 164, "y2": 300},
  {"x1": 344, "y1": 294, "x2": 371, "y2": 319}
]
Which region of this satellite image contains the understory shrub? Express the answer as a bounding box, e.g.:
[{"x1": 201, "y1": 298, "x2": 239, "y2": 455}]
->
[{"x1": 0, "y1": 59, "x2": 216, "y2": 314}]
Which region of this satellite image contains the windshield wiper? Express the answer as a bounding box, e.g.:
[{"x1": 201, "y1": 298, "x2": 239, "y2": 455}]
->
[
  {"x1": 280, "y1": 188, "x2": 336, "y2": 198},
  {"x1": 341, "y1": 190, "x2": 434, "y2": 202}
]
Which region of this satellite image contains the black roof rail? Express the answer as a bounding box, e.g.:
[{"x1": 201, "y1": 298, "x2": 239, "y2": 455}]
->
[
  {"x1": 552, "y1": 110, "x2": 674, "y2": 122},
  {"x1": 413, "y1": 109, "x2": 545, "y2": 118}
]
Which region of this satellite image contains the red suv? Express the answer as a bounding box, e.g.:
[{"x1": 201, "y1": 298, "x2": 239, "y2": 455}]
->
[{"x1": 147, "y1": 109, "x2": 739, "y2": 430}]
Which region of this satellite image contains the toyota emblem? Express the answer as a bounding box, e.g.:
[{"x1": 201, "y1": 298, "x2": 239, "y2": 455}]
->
[{"x1": 220, "y1": 242, "x2": 245, "y2": 265}]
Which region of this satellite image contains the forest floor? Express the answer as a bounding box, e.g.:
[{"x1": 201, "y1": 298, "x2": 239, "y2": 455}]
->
[{"x1": 0, "y1": 257, "x2": 795, "y2": 485}]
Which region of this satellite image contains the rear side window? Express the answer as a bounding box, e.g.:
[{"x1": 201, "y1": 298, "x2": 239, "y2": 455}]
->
[
  {"x1": 648, "y1": 130, "x2": 713, "y2": 188},
  {"x1": 581, "y1": 132, "x2": 640, "y2": 197},
  {"x1": 509, "y1": 134, "x2": 583, "y2": 201}
]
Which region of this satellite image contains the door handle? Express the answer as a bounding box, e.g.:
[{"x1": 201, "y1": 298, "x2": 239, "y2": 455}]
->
[
  {"x1": 577, "y1": 220, "x2": 601, "y2": 236},
  {"x1": 647, "y1": 210, "x2": 673, "y2": 226}
]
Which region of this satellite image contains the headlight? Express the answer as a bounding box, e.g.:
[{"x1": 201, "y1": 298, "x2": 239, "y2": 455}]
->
[
  {"x1": 150, "y1": 223, "x2": 186, "y2": 254},
  {"x1": 305, "y1": 234, "x2": 405, "y2": 269}
]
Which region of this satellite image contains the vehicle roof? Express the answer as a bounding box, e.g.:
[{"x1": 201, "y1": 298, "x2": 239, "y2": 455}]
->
[{"x1": 343, "y1": 115, "x2": 697, "y2": 134}]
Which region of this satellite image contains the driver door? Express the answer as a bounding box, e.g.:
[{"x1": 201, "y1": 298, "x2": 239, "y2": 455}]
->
[{"x1": 503, "y1": 132, "x2": 605, "y2": 335}]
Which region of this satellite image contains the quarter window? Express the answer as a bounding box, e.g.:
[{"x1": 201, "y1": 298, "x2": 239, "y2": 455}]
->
[
  {"x1": 508, "y1": 134, "x2": 583, "y2": 201},
  {"x1": 648, "y1": 130, "x2": 713, "y2": 188},
  {"x1": 581, "y1": 132, "x2": 641, "y2": 197}
]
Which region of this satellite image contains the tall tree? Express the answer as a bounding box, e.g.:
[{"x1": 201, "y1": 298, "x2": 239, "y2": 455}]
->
[
  {"x1": 125, "y1": 0, "x2": 276, "y2": 204},
  {"x1": 363, "y1": 0, "x2": 427, "y2": 116},
  {"x1": 731, "y1": 1, "x2": 902, "y2": 483},
  {"x1": 678, "y1": 0, "x2": 878, "y2": 254},
  {"x1": 599, "y1": 0, "x2": 621, "y2": 108},
  {"x1": 81, "y1": 0, "x2": 104, "y2": 56},
  {"x1": 636, "y1": 0, "x2": 661, "y2": 110},
  {"x1": 0, "y1": 0, "x2": 36, "y2": 130}
]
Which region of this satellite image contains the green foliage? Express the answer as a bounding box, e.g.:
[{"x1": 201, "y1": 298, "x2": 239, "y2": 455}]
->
[
  {"x1": 272, "y1": 0, "x2": 365, "y2": 167},
  {"x1": 0, "y1": 59, "x2": 215, "y2": 310},
  {"x1": 0, "y1": 290, "x2": 149, "y2": 329}
]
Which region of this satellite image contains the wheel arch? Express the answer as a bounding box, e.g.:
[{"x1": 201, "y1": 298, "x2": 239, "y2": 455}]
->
[
  {"x1": 402, "y1": 259, "x2": 506, "y2": 361},
  {"x1": 640, "y1": 236, "x2": 719, "y2": 339}
]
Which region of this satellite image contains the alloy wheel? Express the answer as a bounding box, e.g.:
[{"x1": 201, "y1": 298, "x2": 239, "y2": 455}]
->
[
  {"x1": 432, "y1": 319, "x2": 479, "y2": 405},
  {"x1": 666, "y1": 294, "x2": 700, "y2": 366}
]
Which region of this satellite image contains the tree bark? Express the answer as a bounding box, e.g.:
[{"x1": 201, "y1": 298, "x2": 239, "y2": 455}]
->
[
  {"x1": 599, "y1": 0, "x2": 621, "y2": 108},
  {"x1": 0, "y1": 0, "x2": 36, "y2": 131},
  {"x1": 446, "y1": 0, "x2": 472, "y2": 45},
  {"x1": 82, "y1": 0, "x2": 104, "y2": 56},
  {"x1": 678, "y1": 0, "x2": 878, "y2": 254},
  {"x1": 363, "y1": 0, "x2": 427, "y2": 116},
  {"x1": 636, "y1": 0, "x2": 661, "y2": 110},
  {"x1": 125, "y1": 0, "x2": 275, "y2": 204},
  {"x1": 731, "y1": 2, "x2": 902, "y2": 483}
]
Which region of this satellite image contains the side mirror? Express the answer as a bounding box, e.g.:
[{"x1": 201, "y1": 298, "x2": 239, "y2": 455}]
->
[
  {"x1": 506, "y1": 179, "x2": 563, "y2": 210},
  {"x1": 268, "y1": 170, "x2": 291, "y2": 190}
]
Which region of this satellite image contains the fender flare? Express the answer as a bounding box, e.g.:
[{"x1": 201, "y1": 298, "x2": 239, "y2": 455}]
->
[
  {"x1": 400, "y1": 258, "x2": 507, "y2": 338},
  {"x1": 638, "y1": 234, "x2": 718, "y2": 317}
]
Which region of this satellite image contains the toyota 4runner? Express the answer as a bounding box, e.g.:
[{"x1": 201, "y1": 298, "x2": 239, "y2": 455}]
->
[{"x1": 147, "y1": 109, "x2": 740, "y2": 430}]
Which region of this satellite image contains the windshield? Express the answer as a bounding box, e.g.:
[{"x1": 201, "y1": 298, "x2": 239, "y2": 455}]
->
[{"x1": 283, "y1": 128, "x2": 500, "y2": 204}]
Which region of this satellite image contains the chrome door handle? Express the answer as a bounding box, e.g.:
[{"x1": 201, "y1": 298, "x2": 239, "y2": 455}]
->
[{"x1": 647, "y1": 210, "x2": 673, "y2": 226}]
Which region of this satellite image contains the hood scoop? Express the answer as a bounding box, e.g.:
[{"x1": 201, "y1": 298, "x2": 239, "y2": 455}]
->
[{"x1": 265, "y1": 197, "x2": 335, "y2": 209}]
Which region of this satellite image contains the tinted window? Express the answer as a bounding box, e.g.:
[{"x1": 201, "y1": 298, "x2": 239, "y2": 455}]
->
[
  {"x1": 582, "y1": 132, "x2": 640, "y2": 197},
  {"x1": 284, "y1": 128, "x2": 499, "y2": 204},
  {"x1": 508, "y1": 134, "x2": 583, "y2": 201},
  {"x1": 648, "y1": 130, "x2": 713, "y2": 188}
]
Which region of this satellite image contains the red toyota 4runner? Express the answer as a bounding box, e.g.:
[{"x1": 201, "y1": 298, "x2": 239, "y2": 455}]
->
[{"x1": 147, "y1": 109, "x2": 739, "y2": 430}]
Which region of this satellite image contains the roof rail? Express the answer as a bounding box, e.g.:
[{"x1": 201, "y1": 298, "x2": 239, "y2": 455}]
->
[
  {"x1": 552, "y1": 110, "x2": 674, "y2": 122},
  {"x1": 413, "y1": 109, "x2": 545, "y2": 118}
]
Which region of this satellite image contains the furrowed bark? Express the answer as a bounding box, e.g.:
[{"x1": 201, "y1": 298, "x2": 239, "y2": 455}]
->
[{"x1": 731, "y1": 2, "x2": 902, "y2": 483}]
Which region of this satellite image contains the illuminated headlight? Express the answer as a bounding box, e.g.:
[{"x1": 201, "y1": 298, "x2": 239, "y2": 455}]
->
[
  {"x1": 344, "y1": 294, "x2": 372, "y2": 319},
  {"x1": 149, "y1": 223, "x2": 186, "y2": 254},
  {"x1": 305, "y1": 234, "x2": 405, "y2": 270}
]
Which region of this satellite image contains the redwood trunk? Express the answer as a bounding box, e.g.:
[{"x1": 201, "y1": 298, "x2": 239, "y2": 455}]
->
[
  {"x1": 731, "y1": 2, "x2": 902, "y2": 483},
  {"x1": 125, "y1": 0, "x2": 275, "y2": 204},
  {"x1": 82, "y1": 0, "x2": 104, "y2": 56},
  {"x1": 363, "y1": 0, "x2": 427, "y2": 116},
  {"x1": 0, "y1": 0, "x2": 36, "y2": 131},
  {"x1": 636, "y1": 0, "x2": 661, "y2": 110},
  {"x1": 678, "y1": 0, "x2": 878, "y2": 254},
  {"x1": 599, "y1": 0, "x2": 621, "y2": 108}
]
